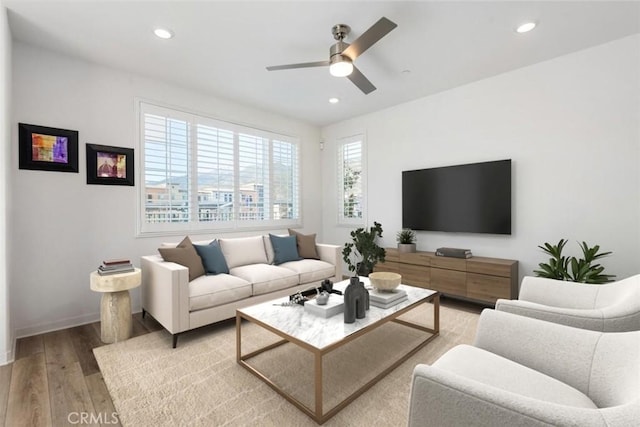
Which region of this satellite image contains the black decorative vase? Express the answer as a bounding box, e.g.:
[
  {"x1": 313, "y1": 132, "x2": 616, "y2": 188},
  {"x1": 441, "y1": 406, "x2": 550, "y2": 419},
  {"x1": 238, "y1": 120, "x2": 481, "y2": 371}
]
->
[{"x1": 344, "y1": 276, "x2": 370, "y2": 324}]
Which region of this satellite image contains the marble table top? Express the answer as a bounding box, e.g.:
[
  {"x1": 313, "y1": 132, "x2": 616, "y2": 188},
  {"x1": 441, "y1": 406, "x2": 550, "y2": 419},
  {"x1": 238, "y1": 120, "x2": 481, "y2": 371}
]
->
[{"x1": 237, "y1": 278, "x2": 437, "y2": 350}]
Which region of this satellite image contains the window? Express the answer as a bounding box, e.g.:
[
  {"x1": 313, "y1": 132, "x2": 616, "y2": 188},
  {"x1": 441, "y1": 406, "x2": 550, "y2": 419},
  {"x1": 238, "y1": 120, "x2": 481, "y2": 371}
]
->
[
  {"x1": 337, "y1": 134, "x2": 364, "y2": 224},
  {"x1": 139, "y1": 102, "x2": 299, "y2": 234}
]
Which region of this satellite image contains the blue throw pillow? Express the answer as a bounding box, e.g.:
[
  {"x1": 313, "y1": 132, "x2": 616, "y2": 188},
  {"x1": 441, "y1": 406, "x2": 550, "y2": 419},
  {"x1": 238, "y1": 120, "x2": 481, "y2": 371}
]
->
[
  {"x1": 194, "y1": 240, "x2": 229, "y2": 275},
  {"x1": 269, "y1": 234, "x2": 302, "y2": 265}
]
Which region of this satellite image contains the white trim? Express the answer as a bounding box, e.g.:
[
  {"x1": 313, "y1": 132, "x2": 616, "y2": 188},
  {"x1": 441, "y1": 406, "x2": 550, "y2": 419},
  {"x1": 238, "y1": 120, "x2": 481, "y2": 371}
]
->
[{"x1": 14, "y1": 312, "x2": 101, "y2": 340}]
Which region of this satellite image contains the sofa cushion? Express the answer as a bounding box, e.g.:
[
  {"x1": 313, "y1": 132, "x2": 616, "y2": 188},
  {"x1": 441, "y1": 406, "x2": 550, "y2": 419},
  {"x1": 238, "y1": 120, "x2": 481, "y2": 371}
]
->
[
  {"x1": 270, "y1": 234, "x2": 302, "y2": 265},
  {"x1": 288, "y1": 229, "x2": 320, "y2": 259},
  {"x1": 433, "y1": 345, "x2": 598, "y2": 409},
  {"x1": 189, "y1": 274, "x2": 252, "y2": 311},
  {"x1": 279, "y1": 259, "x2": 335, "y2": 284},
  {"x1": 194, "y1": 240, "x2": 229, "y2": 275},
  {"x1": 219, "y1": 236, "x2": 268, "y2": 269},
  {"x1": 263, "y1": 234, "x2": 286, "y2": 265},
  {"x1": 158, "y1": 236, "x2": 205, "y2": 281},
  {"x1": 230, "y1": 264, "x2": 299, "y2": 296}
]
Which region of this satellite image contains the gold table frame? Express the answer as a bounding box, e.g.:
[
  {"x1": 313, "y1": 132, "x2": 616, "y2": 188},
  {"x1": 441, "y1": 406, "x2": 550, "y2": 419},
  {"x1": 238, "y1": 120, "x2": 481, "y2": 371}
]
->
[{"x1": 236, "y1": 290, "x2": 440, "y2": 425}]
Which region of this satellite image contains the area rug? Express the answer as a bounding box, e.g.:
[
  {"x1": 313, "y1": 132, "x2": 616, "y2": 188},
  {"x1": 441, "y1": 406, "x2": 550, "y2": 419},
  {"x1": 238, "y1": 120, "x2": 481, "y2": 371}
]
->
[{"x1": 94, "y1": 303, "x2": 479, "y2": 426}]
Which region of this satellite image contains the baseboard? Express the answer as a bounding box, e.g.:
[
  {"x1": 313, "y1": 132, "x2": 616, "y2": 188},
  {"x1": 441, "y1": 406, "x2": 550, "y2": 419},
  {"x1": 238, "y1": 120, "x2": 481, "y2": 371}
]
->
[
  {"x1": 14, "y1": 312, "x2": 101, "y2": 339},
  {"x1": 0, "y1": 348, "x2": 12, "y2": 365}
]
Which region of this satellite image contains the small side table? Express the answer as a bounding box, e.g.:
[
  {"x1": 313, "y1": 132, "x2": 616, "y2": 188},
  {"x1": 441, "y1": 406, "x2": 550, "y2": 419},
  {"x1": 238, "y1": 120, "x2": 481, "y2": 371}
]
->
[{"x1": 90, "y1": 268, "x2": 141, "y2": 344}]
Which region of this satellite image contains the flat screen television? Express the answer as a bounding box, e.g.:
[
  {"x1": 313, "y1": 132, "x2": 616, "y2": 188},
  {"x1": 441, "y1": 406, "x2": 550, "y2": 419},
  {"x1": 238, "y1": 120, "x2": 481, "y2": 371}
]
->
[{"x1": 402, "y1": 159, "x2": 511, "y2": 234}]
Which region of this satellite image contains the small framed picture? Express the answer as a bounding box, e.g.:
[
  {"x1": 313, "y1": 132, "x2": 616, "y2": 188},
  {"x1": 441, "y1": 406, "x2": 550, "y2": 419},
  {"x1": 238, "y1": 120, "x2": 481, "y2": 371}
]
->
[
  {"x1": 86, "y1": 144, "x2": 134, "y2": 186},
  {"x1": 18, "y1": 123, "x2": 79, "y2": 173}
]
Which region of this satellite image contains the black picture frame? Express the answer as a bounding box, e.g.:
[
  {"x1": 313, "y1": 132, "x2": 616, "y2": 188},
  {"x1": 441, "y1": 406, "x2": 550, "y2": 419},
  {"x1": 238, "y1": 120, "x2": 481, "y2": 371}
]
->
[
  {"x1": 18, "y1": 123, "x2": 79, "y2": 173},
  {"x1": 86, "y1": 144, "x2": 135, "y2": 186}
]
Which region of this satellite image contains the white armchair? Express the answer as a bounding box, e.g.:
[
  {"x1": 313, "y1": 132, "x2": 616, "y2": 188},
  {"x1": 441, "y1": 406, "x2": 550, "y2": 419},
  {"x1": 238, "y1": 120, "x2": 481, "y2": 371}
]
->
[
  {"x1": 495, "y1": 275, "x2": 640, "y2": 332},
  {"x1": 408, "y1": 309, "x2": 640, "y2": 427}
]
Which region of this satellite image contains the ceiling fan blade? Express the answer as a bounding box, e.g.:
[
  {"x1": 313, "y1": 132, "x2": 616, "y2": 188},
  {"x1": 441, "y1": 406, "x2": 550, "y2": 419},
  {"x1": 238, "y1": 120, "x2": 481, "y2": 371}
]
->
[
  {"x1": 342, "y1": 17, "x2": 397, "y2": 60},
  {"x1": 266, "y1": 60, "x2": 330, "y2": 71},
  {"x1": 347, "y1": 65, "x2": 376, "y2": 94}
]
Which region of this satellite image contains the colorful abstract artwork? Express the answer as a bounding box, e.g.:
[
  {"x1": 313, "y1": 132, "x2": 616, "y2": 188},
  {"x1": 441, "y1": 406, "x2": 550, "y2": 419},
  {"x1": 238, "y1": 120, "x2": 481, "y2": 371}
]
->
[
  {"x1": 31, "y1": 133, "x2": 69, "y2": 164},
  {"x1": 19, "y1": 123, "x2": 78, "y2": 173}
]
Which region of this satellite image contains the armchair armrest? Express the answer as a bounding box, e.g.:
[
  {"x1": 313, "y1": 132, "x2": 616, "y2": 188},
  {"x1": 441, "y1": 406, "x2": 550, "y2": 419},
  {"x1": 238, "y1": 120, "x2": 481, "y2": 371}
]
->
[
  {"x1": 316, "y1": 243, "x2": 342, "y2": 281},
  {"x1": 496, "y1": 298, "x2": 605, "y2": 331},
  {"x1": 473, "y1": 309, "x2": 601, "y2": 395},
  {"x1": 409, "y1": 363, "x2": 602, "y2": 427},
  {"x1": 141, "y1": 255, "x2": 190, "y2": 334}
]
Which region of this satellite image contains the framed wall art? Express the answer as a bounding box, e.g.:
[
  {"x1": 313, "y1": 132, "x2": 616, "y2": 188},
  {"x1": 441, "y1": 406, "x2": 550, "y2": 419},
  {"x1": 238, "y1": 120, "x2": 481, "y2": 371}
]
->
[
  {"x1": 18, "y1": 123, "x2": 79, "y2": 173},
  {"x1": 86, "y1": 144, "x2": 134, "y2": 186}
]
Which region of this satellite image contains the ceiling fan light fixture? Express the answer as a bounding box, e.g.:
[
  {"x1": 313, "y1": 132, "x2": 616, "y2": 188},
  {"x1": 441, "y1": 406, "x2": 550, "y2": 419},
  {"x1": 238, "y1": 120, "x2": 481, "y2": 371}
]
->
[{"x1": 329, "y1": 55, "x2": 353, "y2": 77}]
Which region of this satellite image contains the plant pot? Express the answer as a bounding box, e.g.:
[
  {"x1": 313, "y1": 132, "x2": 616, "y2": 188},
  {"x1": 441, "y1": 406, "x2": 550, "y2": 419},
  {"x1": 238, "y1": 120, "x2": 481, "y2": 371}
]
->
[
  {"x1": 397, "y1": 243, "x2": 416, "y2": 253},
  {"x1": 356, "y1": 262, "x2": 373, "y2": 277}
]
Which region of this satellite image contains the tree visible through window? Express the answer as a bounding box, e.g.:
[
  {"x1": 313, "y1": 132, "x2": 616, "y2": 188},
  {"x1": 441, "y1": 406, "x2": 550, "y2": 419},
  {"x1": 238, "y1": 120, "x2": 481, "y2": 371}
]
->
[{"x1": 338, "y1": 136, "x2": 364, "y2": 223}]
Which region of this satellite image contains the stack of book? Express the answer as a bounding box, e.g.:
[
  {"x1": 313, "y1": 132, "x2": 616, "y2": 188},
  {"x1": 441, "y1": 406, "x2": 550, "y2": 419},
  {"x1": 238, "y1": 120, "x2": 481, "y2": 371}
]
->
[
  {"x1": 369, "y1": 288, "x2": 408, "y2": 309},
  {"x1": 98, "y1": 259, "x2": 135, "y2": 275},
  {"x1": 435, "y1": 247, "x2": 473, "y2": 259}
]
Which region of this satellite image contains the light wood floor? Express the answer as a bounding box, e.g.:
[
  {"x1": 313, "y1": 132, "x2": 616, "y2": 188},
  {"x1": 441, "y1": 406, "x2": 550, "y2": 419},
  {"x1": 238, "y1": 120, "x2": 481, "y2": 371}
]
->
[
  {"x1": 0, "y1": 312, "x2": 164, "y2": 427},
  {"x1": 0, "y1": 297, "x2": 482, "y2": 427}
]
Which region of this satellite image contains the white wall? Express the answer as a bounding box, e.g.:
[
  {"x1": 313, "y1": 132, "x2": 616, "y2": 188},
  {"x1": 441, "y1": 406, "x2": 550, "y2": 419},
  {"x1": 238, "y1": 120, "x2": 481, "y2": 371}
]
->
[
  {"x1": 11, "y1": 42, "x2": 322, "y2": 337},
  {"x1": 0, "y1": 2, "x2": 12, "y2": 364},
  {"x1": 322, "y1": 35, "x2": 640, "y2": 283}
]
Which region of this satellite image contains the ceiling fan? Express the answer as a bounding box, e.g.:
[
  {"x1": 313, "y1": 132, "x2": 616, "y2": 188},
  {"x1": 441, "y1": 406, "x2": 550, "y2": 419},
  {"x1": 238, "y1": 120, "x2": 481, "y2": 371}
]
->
[{"x1": 266, "y1": 17, "x2": 397, "y2": 95}]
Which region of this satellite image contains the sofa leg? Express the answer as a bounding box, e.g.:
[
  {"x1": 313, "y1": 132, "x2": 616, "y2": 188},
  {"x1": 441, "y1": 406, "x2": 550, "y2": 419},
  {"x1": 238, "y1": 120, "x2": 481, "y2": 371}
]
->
[
  {"x1": 172, "y1": 334, "x2": 179, "y2": 348},
  {"x1": 142, "y1": 308, "x2": 146, "y2": 319}
]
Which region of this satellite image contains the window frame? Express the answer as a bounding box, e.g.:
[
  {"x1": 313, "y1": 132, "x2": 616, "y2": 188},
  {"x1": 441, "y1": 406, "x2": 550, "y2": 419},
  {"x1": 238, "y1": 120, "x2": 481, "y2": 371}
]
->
[
  {"x1": 336, "y1": 133, "x2": 366, "y2": 226},
  {"x1": 136, "y1": 100, "x2": 301, "y2": 237}
]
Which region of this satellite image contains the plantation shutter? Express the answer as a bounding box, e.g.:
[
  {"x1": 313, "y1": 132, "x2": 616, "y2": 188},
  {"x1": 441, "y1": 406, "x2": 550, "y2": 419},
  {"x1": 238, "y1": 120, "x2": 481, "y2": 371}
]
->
[
  {"x1": 238, "y1": 133, "x2": 269, "y2": 221},
  {"x1": 138, "y1": 101, "x2": 300, "y2": 234},
  {"x1": 196, "y1": 123, "x2": 235, "y2": 223},
  {"x1": 338, "y1": 136, "x2": 364, "y2": 223},
  {"x1": 143, "y1": 112, "x2": 190, "y2": 224},
  {"x1": 272, "y1": 140, "x2": 299, "y2": 220}
]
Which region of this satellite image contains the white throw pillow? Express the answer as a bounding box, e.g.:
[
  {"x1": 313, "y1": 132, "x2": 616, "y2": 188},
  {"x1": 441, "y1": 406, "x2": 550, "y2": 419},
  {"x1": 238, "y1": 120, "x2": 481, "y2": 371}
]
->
[{"x1": 219, "y1": 236, "x2": 268, "y2": 268}]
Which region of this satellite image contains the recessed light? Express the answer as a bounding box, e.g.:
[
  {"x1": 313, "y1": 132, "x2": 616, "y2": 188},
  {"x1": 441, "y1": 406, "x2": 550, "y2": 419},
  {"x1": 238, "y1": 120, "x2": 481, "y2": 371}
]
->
[
  {"x1": 154, "y1": 28, "x2": 174, "y2": 39},
  {"x1": 516, "y1": 22, "x2": 536, "y2": 33},
  {"x1": 329, "y1": 98, "x2": 339, "y2": 104}
]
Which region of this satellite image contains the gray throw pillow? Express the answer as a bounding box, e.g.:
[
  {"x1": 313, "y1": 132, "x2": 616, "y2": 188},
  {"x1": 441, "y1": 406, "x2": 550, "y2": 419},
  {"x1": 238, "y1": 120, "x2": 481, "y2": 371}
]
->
[
  {"x1": 194, "y1": 240, "x2": 229, "y2": 275},
  {"x1": 269, "y1": 234, "x2": 302, "y2": 265}
]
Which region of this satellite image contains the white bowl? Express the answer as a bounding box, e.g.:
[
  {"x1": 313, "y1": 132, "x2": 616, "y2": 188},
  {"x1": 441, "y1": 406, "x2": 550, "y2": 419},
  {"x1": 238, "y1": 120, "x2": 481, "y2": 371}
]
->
[{"x1": 369, "y1": 272, "x2": 401, "y2": 291}]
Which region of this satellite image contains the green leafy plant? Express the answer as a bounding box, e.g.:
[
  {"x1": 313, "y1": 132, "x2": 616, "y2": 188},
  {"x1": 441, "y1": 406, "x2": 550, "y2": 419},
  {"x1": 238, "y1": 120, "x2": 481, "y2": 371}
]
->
[
  {"x1": 342, "y1": 221, "x2": 386, "y2": 276},
  {"x1": 396, "y1": 228, "x2": 416, "y2": 244},
  {"x1": 534, "y1": 239, "x2": 615, "y2": 284}
]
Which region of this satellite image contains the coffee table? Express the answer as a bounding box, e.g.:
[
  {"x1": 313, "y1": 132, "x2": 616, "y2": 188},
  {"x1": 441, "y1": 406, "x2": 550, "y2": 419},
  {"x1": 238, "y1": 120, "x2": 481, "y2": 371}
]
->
[{"x1": 236, "y1": 278, "x2": 439, "y2": 424}]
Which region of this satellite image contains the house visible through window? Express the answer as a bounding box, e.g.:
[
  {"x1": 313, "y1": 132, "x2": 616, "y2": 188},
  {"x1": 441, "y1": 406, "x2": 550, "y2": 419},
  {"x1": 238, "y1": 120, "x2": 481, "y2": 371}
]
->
[
  {"x1": 337, "y1": 135, "x2": 364, "y2": 224},
  {"x1": 139, "y1": 102, "x2": 300, "y2": 234}
]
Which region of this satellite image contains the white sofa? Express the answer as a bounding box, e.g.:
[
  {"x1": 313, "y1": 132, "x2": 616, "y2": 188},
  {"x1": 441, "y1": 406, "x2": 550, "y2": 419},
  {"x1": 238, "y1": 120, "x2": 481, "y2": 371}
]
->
[
  {"x1": 141, "y1": 235, "x2": 342, "y2": 347},
  {"x1": 408, "y1": 309, "x2": 640, "y2": 426}
]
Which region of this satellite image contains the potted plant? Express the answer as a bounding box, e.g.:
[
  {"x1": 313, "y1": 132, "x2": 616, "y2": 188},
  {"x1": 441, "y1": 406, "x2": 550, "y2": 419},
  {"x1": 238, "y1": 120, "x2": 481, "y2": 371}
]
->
[
  {"x1": 534, "y1": 239, "x2": 615, "y2": 284},
  {"x1": 342, "y1": 221, "x2": 386, "y2": 277},
  {"x1": 396, "y1": 228, "x2": 417, "y2": 253}
]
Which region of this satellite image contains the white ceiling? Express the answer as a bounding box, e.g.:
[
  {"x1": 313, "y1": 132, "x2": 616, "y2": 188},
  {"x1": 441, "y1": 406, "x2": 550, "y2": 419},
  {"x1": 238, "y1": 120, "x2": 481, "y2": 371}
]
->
[{"x1": 5, "y1": 1, "x2": 640, "y2": 127}]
